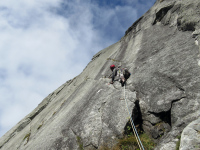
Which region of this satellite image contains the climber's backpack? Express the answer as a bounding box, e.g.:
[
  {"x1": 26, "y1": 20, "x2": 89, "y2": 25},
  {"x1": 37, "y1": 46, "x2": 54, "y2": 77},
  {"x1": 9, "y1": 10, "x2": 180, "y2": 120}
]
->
[{"x1": 123, "y1": 68, "x2": 131, "y2": 80}]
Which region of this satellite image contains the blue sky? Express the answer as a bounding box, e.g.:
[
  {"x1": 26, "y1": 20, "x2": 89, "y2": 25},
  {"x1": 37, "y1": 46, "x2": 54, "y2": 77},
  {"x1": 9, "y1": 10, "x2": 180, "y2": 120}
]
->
[{"x1": 0, "y1": 0, "x2": 156, "y2": 137}]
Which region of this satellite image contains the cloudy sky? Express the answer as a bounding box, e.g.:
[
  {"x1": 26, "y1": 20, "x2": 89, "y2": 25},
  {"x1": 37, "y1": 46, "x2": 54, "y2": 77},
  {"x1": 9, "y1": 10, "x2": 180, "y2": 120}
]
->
[{"x1": 0, "y1": 0, "x2": 156, "y2": 137}]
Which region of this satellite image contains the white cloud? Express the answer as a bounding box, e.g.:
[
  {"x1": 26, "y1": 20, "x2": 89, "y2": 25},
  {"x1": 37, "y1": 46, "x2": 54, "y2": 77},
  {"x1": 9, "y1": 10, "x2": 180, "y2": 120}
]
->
[{"x1": 0, "y1": 0, "x2": 155, "y2": 137}]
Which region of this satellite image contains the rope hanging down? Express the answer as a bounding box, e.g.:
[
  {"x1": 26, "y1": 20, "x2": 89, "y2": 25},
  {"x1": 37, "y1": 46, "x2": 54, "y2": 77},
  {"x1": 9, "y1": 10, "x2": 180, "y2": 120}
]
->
[{"x1": 124, "y1": 85, "x2": 145, "y2": 150}]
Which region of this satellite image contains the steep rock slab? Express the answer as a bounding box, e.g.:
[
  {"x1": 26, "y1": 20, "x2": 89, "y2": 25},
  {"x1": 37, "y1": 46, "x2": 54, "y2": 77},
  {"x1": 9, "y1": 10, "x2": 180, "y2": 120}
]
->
[{"x1": 0, "y1": 55, "x2": 137, "y2": 150}]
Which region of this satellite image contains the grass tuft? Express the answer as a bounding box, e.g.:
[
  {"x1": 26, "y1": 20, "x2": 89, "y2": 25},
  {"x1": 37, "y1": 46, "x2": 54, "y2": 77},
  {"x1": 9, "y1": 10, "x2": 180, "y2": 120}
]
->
[
  {"x1": 176, "y1": 135, "x2": 181, "y2": 150},
  {"x1": 99, "y1": 133, "x2": 155, "y2": 150},
  {"x1": 37, "y1": 124, "x2": 43, "y2": 130},
  {"x1": 77, "y1": 136, "x2": 84, "y2": 150}
]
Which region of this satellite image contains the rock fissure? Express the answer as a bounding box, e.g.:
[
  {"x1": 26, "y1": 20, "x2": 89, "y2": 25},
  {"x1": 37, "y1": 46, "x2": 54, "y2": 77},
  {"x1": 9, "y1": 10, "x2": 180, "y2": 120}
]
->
[
  {"x1": 84, "y1": 143, "x2": 98, "y2": 149},
  {"x1": 167, "y1": 76, "x2": 185, "y2": 92},
  {"x1": 55, "y1": 86, "x2": 65, "y2": 96},
  {"x1": 92, "y1": 53, "x2": 101, "y2": 61},
  {"x1": 171, "y1": 97, "x2": 186, "y2": 105},
  {"x1": 155, "y1": 72, "x2": 185, "y2": 92},
  {"x1": 28, "y1": 91, "x2": 58, "y2": 121},
  {"x1": 194, "y1": 129, "x2": 200, "y2": 133},
  {"x1": 153, "y1": 3, "x2": 174, "y2": 25},
  {"x1": 70, "y1": 128, "x2": 77, "y2": 137},
  {"x1": 29, "y1": 105, "x2": 48, "y2": 121},
  {"x1": 0, "y1": 134, "x2": 15, "y2": 149},
  {"x1": 97, "y1": 101, "x2": 106, "y2": 148}
]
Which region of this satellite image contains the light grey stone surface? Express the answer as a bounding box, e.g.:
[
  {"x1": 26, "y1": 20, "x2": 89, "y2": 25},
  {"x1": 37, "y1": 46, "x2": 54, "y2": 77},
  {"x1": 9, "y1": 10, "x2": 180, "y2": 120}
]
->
[
  {"x1": 0, "y1": 0, "x2": 200, "y2": 149},
  {"x1": 180, "y1": 118, "x2": 200, "y2": 150}
]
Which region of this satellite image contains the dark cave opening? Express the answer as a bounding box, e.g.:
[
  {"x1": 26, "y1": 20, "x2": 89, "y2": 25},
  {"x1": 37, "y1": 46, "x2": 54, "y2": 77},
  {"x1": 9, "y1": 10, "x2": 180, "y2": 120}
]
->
[
  {"x1": 148, "y1": 109, "x2": 172, "y2": 139},
  {"x1": 153, "y1": 5, "x2": 174, "y2": 25},
  {"x1": 158, "y1": 110, "x2": 171, "y2": 126}
]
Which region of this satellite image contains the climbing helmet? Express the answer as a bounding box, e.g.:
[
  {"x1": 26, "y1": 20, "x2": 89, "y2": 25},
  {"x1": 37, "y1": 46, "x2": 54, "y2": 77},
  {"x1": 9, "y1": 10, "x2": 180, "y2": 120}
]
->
[{"x1": 110, "y1": 65, "x2": 115, "y2": 70}]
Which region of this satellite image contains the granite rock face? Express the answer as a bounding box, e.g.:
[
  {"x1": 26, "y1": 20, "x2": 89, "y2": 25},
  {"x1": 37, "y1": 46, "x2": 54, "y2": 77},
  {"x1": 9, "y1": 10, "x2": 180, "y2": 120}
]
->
[
  {"x1": 180, "y1": 118, "x2": 200, "y2": 150},
  {"x1": 1, "y1": 0, "x2": 200, "y2": 149}
]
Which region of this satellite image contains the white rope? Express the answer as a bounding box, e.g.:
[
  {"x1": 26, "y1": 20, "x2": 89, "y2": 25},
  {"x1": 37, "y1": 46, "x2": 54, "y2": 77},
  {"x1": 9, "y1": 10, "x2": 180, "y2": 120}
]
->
[{"x1": 124, "y1": 85, "x2": 145, "y2": 150}]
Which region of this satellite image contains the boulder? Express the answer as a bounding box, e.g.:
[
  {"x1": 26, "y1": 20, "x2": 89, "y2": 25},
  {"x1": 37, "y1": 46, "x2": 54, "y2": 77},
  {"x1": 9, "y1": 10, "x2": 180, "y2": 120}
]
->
[{"x1": 180, "y1": 118, "x2": 200, "y2": 150}]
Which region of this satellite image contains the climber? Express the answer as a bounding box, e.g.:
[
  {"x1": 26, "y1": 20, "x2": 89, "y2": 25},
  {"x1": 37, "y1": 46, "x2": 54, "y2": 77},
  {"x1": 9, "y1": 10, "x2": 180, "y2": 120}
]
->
[
  {"x1": 109, "y1": 64, "x2": 118, "y2": 84},
  {"x1": 109, "y1": 65, "x2": 130, "y2": 87}
]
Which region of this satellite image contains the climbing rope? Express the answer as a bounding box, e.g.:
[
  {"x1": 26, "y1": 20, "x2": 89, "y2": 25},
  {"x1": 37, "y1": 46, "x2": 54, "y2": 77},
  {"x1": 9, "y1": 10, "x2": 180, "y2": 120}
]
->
[{"x1": 124, "y1": 85, "x2": 145, "y2": 150}]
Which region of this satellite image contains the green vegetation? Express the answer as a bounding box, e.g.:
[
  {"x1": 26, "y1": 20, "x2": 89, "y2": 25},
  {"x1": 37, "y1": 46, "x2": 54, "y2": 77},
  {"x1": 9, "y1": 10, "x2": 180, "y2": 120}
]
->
[
  {"x1": 117, "y1": 136, "x2": 139, "y2": 150},
  {"x1": 195, "y1": 145, "x2": 200, "y2": 149},
  {"x1": 140, "y1": 133, "x2": 155, "y2": 150},
  {"x1": 176, "y1": 135, "x2": 181, "y2": 150},
  {"x1": 23, "y1": 132, "x2": 31, "y2": 143},
  {"x1": 99, "y1": 133, "x2": 155, "y2": 150},
  {"x1": 77, "y1": 136, "x2": 84, "y2": 150},
  {"x1": 52, "y1": 111, "x2": 57, "y2": 116},
  {"x1": 61, "y1": 101, "x2": 65, "y2": 107},
  {"x1": 37, "y1": 124, "x2": 43, "y2": 130}
]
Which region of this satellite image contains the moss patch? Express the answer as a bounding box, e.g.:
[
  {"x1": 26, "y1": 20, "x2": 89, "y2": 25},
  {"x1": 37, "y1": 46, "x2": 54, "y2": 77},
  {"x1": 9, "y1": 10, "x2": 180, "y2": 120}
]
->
[
  {"x1": 100, "y1": 133, "x2": 155, "y2": 150},
  {"x1": 37, "y1": 124, "x2": 43, "y2": 130},
  {"x1": 23, "y1": 132, "x2": 31, "y2": 143},
  {"x1": 176, "y1": 135, "x2": 181, "y2": 150},
  {"x1": 77, "y1": 136, "x2": 84, "y2": 150},
  {"x1": 52, "y1": 111, "x2": 57, "y2": 116}
]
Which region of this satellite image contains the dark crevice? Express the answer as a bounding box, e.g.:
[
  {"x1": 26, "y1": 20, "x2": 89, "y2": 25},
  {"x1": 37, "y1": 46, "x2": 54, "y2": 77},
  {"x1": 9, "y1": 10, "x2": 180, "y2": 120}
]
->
[
  {"x1": 153, "y1": 4, "x2": 174, "y2": 25},
  {"x1": 0, "y1": 134, "x2": 15, "y2": 149},
  {"x1": 147, "y1": 110, "x2": 172, "y2": 139},
  {"x1": 85, "y1": 143, "x2": 98, "y2": 149},
  {"x1": 194, "y1": 129, "x2": 200, "y2": 132},
  {"x1": 29, "y1": 104, "x2": 48, "y2": 120},
  {"x1": 178, "y1": 21, "x2": 196, "y2": 31},
  {"x1": 147, "y1": 97, "x2": 186, "y2": 139},
  {"x1": 55, "y1": 86, "x2": 65, "y2": 95},
  {"x1": 152, "y1": 96, "x2": 186, "y2": 126},
  {"x1": 92, "y1": 53, "x2": 101, "y2": 61},
  {"x1": 124, "y1": 100, "x2": 143, "y2": 135},
  {"x1": 148, "y1": 110, "x2": 171, "y2": 126},
  {"x1": 148, "y1": 97, "x2": 186, "y2": 127}
]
